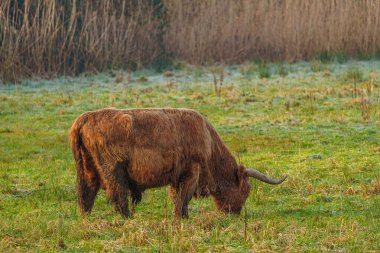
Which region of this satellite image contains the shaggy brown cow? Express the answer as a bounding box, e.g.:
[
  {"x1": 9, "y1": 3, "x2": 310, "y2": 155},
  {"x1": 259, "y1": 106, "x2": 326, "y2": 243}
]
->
[{"x1": 70, "y1": 108, "x2": 286, "y2": 218}]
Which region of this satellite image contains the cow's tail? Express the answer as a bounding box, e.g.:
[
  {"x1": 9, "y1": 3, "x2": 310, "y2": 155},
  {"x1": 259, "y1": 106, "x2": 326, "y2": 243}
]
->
[
  {"x1": 70, "y1": 117, "x2": 84, "y2": 177},
  {"x1": 69, "y1": 115, "x2": 97, "y2": 214}
]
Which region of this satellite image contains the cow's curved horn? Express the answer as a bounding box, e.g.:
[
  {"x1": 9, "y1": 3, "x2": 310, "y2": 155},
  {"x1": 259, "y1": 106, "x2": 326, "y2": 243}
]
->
[{"x1": 245, "y1": 168, "x2": 287, "y2": 185}]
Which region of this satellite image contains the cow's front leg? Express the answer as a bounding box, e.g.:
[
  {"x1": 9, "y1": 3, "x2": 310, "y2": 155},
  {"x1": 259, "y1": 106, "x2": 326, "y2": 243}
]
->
[{"x1": 171, "y1": 163, "x2": 200, "y2": 218}]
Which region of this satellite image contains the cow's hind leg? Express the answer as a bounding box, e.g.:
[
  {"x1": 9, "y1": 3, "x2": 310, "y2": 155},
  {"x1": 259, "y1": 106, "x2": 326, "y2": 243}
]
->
[
  {"x1": 129, "y1": 183, "x2": 142, "y2": 213},
  {"x1": 129, "y1": 180, "x2": 142, "y2": 206},
  {"x1": 77, "y1": 149, "x2": 100, "y2": 215},
  {"x1": 101, "y1": 162, "x2": 130, "y2": 218},
  {"x1": 131, "y1": 190, "x2": 142, "y2": 206},
  {"x1": 171, "y1": 163, "x2": 200, "y2": 218}
]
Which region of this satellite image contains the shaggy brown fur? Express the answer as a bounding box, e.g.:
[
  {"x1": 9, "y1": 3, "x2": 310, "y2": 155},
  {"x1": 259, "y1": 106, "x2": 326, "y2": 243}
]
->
[{"x1": 70, "y1": 108, "x2": 279, "y2": 218}]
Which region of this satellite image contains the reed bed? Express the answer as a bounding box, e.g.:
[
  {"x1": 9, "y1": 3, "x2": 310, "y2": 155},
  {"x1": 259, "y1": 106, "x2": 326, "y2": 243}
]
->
[
  {"x1": 164, "y1": 0, "x2": 380, "y2": 63},
  {"x1": 0, "y1": 0, "x2": 160, "y2": 81},
  {"x1": 1, "y1": 0, "x2": 380, "y2": 81}
]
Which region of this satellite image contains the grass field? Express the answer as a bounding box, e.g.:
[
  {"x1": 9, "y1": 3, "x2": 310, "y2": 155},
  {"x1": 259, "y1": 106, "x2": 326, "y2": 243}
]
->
[{"x1": 0, "y1": 61, "x2": 379, "y2": 252}]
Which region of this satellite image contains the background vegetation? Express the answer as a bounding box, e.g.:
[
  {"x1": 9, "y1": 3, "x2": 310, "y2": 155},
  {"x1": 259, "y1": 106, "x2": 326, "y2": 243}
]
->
[
  {"x1": 0, "y1": 0, "x2": 161, "y2": 82},
  {"x1": 0, "y1": 61, "x2": 379, "y2": 251},
  {"x1": 2, "y1": 0, "x2": 380, "y2": 81}
]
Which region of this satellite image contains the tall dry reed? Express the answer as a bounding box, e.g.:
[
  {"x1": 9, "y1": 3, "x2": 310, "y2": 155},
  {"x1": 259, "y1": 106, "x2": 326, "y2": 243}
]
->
[
  {"x1": 2, "y1": 0, "x2": 380, "y2": 81},
  {"x1": 0, "y1": 0, "x2": 160, "y2": 81},
  {"x1": 164, "y1": 0, "x2": 380, "y2": 63}
]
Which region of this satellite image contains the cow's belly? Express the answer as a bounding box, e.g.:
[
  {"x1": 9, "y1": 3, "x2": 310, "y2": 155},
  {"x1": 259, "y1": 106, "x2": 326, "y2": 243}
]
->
[{"x1": 127, "y1": 148, "x2": 178, "y2": 189}]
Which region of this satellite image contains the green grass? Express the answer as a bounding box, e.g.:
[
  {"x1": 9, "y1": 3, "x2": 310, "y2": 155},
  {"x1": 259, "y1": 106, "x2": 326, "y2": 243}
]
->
[{"x1": 1, "y1": 61, "x2": 380, "y2": 252}]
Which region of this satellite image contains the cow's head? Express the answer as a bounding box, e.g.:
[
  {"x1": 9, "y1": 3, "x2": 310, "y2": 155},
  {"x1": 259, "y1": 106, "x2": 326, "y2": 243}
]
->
[{"x1": 214, "y1": 165, "x2": 286, "y2": 213}]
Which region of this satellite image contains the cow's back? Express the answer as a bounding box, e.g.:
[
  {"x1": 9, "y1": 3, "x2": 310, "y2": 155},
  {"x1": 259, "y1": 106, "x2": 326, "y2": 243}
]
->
[{"x1": 122, "y1": 108, "x2": 212, "y2": 189}]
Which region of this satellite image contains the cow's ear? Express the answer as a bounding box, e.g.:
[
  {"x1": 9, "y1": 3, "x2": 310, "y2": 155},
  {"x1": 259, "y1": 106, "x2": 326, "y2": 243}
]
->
[{"x1": 237, "y1": 165, "x2": 248, "y2": 182}]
